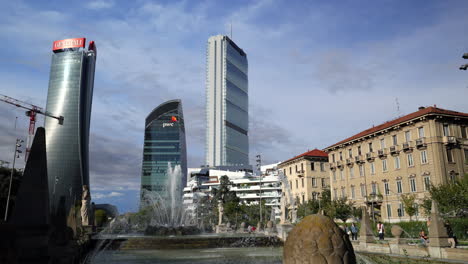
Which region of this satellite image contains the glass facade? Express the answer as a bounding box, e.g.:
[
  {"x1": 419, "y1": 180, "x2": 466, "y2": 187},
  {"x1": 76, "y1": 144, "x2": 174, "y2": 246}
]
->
[
  {"x1": 140, "y1": 100, "x2": 187, "y2": 203},
  {"x1": 45, "y1": 44, "x2": 96, "y2": 216},
  {"x1": 206, "y1": 35, "x2": 249, "y2": 167}
]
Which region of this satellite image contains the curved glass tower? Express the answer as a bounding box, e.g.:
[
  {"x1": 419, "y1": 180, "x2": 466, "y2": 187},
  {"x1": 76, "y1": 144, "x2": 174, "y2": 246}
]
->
[
  {"x1": 45, "y1": 38, "x2": 96, "y2": 216},
  {"x1": 205, "y1": 35, "x2": 249, "y2": 167},
  {"x1": 140, "y1": 100, "x2": 187, "y2": 204}
]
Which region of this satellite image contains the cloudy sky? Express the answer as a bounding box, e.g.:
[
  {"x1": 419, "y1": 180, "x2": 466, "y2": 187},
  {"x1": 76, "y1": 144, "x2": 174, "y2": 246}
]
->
[{"x1": 0, "y1": 0, "x2": 467, "y2": 213}]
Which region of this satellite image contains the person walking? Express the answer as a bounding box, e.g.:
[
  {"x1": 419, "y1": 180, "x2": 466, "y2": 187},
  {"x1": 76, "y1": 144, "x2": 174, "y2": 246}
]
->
[
  {"x1": 350, "y1": 223, "x2": 359, "y2": 241},
  {"x1": 419, "y1": 229, "x2": 428, "y2": 246},
  {"x1": 377, "y1": 221, "x2": 385, "y2": 240}
]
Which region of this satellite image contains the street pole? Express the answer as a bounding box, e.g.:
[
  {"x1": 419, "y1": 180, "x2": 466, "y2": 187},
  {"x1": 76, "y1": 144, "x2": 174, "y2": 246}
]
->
[
  {"x1": 4, "y1": 138, "x2": 22, "y2": 221},
  {"x1": 256, "y1": 154, "x2": 262, "y2": 225}
]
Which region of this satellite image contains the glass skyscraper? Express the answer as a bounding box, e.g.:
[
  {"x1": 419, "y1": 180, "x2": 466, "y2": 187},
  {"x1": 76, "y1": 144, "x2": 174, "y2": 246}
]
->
[
  {"x1": 205, "y1": 35, "x2": 249, "y2": 167},
  {"x1": 140, "y1": 100, "x2": 187, "y2": 204},
  {"x1": 44, "y1": 38, "x2": 96, "y2": 216}
]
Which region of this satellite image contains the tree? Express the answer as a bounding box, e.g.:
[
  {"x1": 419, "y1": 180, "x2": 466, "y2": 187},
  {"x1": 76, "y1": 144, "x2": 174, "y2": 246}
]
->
[
  {"x1": 428, "y1": 175, "x2": 468, "y2": 216},
  {"x1": 297, "y1": 199, "x2": 320, "y2": 219},
  {"x1": 400, "y1": 194, "x2": 417, "y2": 221},
  {"x1": 325, "y1": 197, "x2": 353, "y2": 223}
]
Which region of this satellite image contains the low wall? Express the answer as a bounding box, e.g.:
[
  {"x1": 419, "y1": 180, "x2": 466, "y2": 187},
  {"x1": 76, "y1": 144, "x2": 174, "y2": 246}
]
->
[{"x1": 353, "y1": 240, "x2": 468, "y2": 263}]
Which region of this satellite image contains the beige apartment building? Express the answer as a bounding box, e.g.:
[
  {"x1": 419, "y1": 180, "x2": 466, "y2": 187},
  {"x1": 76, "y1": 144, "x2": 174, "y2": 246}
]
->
[
  {"x1": 324, "y1": 106, "x2": 468, "y2": 222},
  {"x1": 278, "y1": 149, "x2": 329, "y2": 204}
]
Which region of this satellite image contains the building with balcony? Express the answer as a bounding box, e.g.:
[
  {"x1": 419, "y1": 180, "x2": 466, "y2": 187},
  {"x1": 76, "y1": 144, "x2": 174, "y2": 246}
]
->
[
  {"x1": 324, "y1": 106, "x2": 468, "y2": 222},
  {"x1": 278, "y1": 149, "x2": 329, "y2": 205}
]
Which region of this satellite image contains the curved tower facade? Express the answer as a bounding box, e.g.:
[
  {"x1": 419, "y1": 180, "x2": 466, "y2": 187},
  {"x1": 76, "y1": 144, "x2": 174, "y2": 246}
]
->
[
  {"x1": 45, "y1": 38, "x2": 96, "y2": 216},
  {"x1": 140, "y1": 100, "x2": 187, "y2": 205}
]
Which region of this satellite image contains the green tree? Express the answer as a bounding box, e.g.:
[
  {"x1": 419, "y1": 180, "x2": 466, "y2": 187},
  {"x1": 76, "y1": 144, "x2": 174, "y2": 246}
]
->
[
  {"x1": 297, "y1": 199, "x2": 320, "y2": 219},
  {"x1": 401, "y1": 194, "x2": 417, "y2": 221},
  {"x1": 325, "y1": 197, "x2": 353, "y2": 223},
  {"x1": 428, "y1": 175, "x2": 468, "y2": 216}
]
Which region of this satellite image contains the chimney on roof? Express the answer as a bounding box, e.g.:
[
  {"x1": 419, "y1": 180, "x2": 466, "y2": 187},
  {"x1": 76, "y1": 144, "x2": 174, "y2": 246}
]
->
[{"x1": 418, "y1": 106, "x2": 425, "y2": 110}]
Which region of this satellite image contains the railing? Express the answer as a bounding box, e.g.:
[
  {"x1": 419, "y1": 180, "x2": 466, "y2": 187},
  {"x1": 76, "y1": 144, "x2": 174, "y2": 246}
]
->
[
  {"x1": 378, "y1": 149, "x2": 387, "y2": 157},
  {"x1": 389, "y1": 145, "x2": 399, "y2": 154},
  {"x1": 402, "y1": 141, "x2": 413, "y2": 152},
  {"x1": 366, "y1": 152, "x2": 375, "y2": 160},
  {"x1": 415, "y1": 138, "x2": 427, "y2": 148},
  {"x1": 443, "y1": 136, "x2": 457, "y2": 145}
]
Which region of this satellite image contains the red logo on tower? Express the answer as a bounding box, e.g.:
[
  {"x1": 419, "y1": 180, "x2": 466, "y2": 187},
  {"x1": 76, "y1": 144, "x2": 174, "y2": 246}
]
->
[
  {"x1": 52, "y1": 38, "x2": 86, "y2": 51},
  {"x1": 171, "y1": 116, "x2": 178, "y2": 122}
]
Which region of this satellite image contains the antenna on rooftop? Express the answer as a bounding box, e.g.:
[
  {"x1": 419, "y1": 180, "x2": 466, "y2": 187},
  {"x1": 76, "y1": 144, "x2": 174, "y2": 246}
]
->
[
  {"x1": 230, "y1": 21, "x2": 233, "y2": 39},
  {"x1": 395, "y1": 97, "x2": 401, "y2": 117}
]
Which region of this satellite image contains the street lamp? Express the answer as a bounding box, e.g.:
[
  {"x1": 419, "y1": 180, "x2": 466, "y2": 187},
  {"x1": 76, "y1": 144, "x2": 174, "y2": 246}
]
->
[
  {"x1": 256, "y1": 154, "x2": 262, "y2": 225},
  {"x1": 4, "y1": 138, "x2": 24, "y2": 221}
]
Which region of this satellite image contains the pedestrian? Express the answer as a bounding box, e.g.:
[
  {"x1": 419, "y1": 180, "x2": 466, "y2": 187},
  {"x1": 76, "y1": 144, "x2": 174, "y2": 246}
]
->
[
  {"x1": 419, "y1": 229, "x2": 428, "y2": 246},
  {"x1": 377, "y1": 221, "x2": 385, "y2": 240},
  {"x1": 248, "y1": 225, "x2": 252, "y2": 234},
  {"x1": 252, "y1": 226, "x2": 256, "y2": 232},
  {"x1": 344, "y1": 225, "x2": 351, "y2": 237},
  {"x1": 445, "y1": 221, "x2": 457, "y2": 248},
  {"x1": 350, "y1": 223, "x2": 359, "y2": 241}
]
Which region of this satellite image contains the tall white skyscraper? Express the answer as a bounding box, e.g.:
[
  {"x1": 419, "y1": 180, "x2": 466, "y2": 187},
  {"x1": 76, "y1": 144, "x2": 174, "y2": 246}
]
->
[{"x1": 205, "y1": 35, "x2": 249, "y2": 167}]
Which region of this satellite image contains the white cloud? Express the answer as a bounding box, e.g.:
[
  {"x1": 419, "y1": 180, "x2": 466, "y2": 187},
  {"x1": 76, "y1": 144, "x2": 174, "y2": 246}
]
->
[
  {"x1": 86, "y1": 0, "x2": 114, "y2": 10},
  {"x1": 93, "y1": 191, "x2": 124, "y2": 199}
]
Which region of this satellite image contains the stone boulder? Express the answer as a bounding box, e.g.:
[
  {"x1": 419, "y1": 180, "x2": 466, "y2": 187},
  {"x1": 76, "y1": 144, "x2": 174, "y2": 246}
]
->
[{"x1": 283, "y1": 214, "x2": 356, "y2": 264}]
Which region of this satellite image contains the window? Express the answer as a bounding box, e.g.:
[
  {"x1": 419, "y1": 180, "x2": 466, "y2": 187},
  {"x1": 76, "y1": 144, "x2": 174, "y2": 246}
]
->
[
  {"x1": 446, "y1": 148, "x2": 454, "y2": 163},
  {"x1": 407, "y1": 153, "x2": 414, "y2": 167},
  {"x1": 382, "y1": 159, "x2": 388, "y2": 172},
  {"x1": 351, "y1": 186, "x2": 355, "y2": 199},
  {"x1": 289, "y1": 167, "x2": 292, "y2": 174},
  {"x1": 369, "y1": 142, "x2": 373, "y2": 152},
  {"x1": 302, "y1": 195, "x2": 305, "y2": 203},
  {"x1": 423, "y1": 176, "x2": 431, "y2": 191},
  {"x1": 295, "y1": 165, "x2": 298, "y2": 172},
  {"x1": 333, "y1": 171, "x2": 337, "y2": 181},
  {"x1": 320, "y1": 162, "x2": 325, "y2": 171},
  {"x1": 410, "y1": 178, "x2": 416, "y2": 192},
  {"x1": 333, "y1": 189, "x2": 338, "y2": 199},
  {"x1": 392, "y1": 135, "x2": 398, "y2": 146},
  {"x1": 358, "y1": 146, "x2": 362, "y2": 155},
  {"x1": 339, "y1": 152, "x2": 343, "y2": 160},
  {"x1": 311, "y1": 162, "x2": 315, "y2": 171},
  {"x1": 332, "y1": 154, "x2": 336, "y2": 163},
  {"x1": 421, "y1": 150, "x2": 428, "y2": 164},
  {"x1": 443, "y1": 124, "x2": 449, "y2": 136},
  {"x1": 370, "y1": 162, "x2": 375, "y2": 174},
  {"x1": 380, "y1": 138, "x2": 386, "y2": 149},
  {"x1": 283, "y1": 169, "x2": 286, "y2": 176},
  {"x1": 340, "y1": 169, "x2": 344, "y2": 180},
  {"x1": 384, "y1": 182, "x2": 390, "y2": 195},
  {"x1": 398, "y1": 203, "x2": 405, "y2": 217},
  {"x1": 418, "y1": 127, "x2": 425, "y2": 138},
  {"x1": 462, "y1": 126, "x2": 467, "y2": 139},
  {"x1": 321, "y1": 178, "x2": 326, "y2": 188},
  {"x1": 349, "y1": 167, "x2": 354, "y2": 178},
  {"x1": 290, "y1": 181, "x2": 292, "y2": 189},
  {"x1": 312, "y1": 192, "x2": 318, "y2": 200},
  {"x1": 405, "y1": 131, "x2": 411, "y2": 142},
  {"x1": 371, "y1": 183, "x2": 377, "y2": 194},
  {"x1": 387, "y1": 204, "x2": 392, "y2": 217},
  {"x1": 301, "y1": 163, "x2": 304, "y2": 171},
  {"x1": 296, "y1": 179, "x2": 298, "y2": 189},
  {"x1": 394, "y1": 156, "x2": 401, "y2": 169},
  {"x1": 396, "y1": 180, "x2": 402, "y2": 193},
  {"x1": 465, "y1": 149, "x2": 468, "y2": 164},
  {"x1": 312, "y1": 178, "x2": 316, "y2": 187},
  {"x1": 302, "y1": 178, "x2": 304, "y2": 188},
  {"x1": 359, "y1": 164, "x2": 365, "y2": 177},
  {"x1": 414, "y1": 203, "x2": 419, "y2": 216},
  {"x1": 360, "y1": 185, "x2": 366, "y2": 197},
  {"x1": 348, "y1": 148, "x2": 353, "y2": 158},
  {"x1": 341, "y1": 188, "x2": 346, "y2": 198}
]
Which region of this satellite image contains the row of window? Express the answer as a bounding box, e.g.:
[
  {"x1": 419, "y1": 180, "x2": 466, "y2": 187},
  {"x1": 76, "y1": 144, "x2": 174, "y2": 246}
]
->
[
  {"x1": 333, "y1": 176, "x2": 431, "y2": 200},
  {"x1": 283, "y1": 161, "x2": 326, "y2": 176},
  {"x1": 386, "y1": 203, "x2": 419, "y2": 217},
  {"x1": 332, "y1": 151, "x2": 429, "y2": 181},
  {"x1": 289, "y1": 177, "x2": 327, "y2": 190}
]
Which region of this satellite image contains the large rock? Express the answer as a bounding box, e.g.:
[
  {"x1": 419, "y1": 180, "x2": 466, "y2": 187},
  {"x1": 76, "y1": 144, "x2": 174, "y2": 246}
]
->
[{"x1": 283, "y1": 214, "x2": 356, "y2": 264}]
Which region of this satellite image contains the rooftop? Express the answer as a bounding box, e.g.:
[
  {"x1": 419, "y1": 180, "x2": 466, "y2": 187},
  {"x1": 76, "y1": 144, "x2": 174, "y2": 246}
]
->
[
  {"x1": 280, "y1": 149, "x2": 328, "y2": 164},
  {"x1": 325, "y1": 106, "x2": 468, "y2": 150}
]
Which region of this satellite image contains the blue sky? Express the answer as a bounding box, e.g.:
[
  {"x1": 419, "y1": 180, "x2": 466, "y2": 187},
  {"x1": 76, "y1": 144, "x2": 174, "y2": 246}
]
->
[{"x1": 0, "y1": 0, "x2": 467, "y2": 213}]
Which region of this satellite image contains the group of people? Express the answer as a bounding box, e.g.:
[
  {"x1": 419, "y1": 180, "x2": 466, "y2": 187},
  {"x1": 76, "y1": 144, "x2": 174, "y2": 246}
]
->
[
  {"x1": 247, "y1": 225, "x2": 256, "y2": 234},
  {"x1": 343, "y1": 221, "x2": 385, "y2": 241}
]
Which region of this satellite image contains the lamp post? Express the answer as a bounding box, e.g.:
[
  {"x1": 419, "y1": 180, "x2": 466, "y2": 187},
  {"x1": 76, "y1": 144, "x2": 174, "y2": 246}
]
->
[
  {"x1": 382, "y1": 179, "x2": 389, "y2": 222},
  {"x1": 256, "y1": 154, "x2": 262, "y2": 224},
  {"x1": 4, "y1": 138, "x2": 23, "y2": 221}
]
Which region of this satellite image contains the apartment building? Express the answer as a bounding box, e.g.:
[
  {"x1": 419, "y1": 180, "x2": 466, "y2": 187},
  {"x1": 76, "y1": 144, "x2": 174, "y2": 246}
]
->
[
  {"x1": 324, "y1": 106, "x2": 468, "y2": 222},
  {"x1": 278, "y1": 149, "x2": 329, "y2": 204}
]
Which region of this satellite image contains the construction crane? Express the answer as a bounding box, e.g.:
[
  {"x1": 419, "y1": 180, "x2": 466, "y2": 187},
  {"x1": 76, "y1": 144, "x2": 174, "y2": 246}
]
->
[{"x1": 0, "y1": 94, "x2": 64, "y2": 161}]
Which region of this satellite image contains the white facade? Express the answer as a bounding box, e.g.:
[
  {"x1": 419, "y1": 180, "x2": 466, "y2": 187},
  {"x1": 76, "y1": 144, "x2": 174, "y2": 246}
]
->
[{"x1": 205, "y1": 35, "x2": 249, "y2": 167}]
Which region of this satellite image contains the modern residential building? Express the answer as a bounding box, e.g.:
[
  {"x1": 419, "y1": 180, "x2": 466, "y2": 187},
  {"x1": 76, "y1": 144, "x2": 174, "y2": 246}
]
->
[
  {"x1": 278, "y1": 149, "x2": 330, "y2": 205},
  {"x1": 205, "y1": 35, "x2": 249, "y2": 168},
  {"x1": 45, "y1": 38, "x2": 96, "y2": 216},
  {"x1": 325, "y1": 106, "x2": 468, "y2": 222},
  {"x1": 140, "y1": 100, "x2": 187, "y2": 206},
  {"x1": 182, "y1": 166, "x2": 282, "y2": 221}
]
